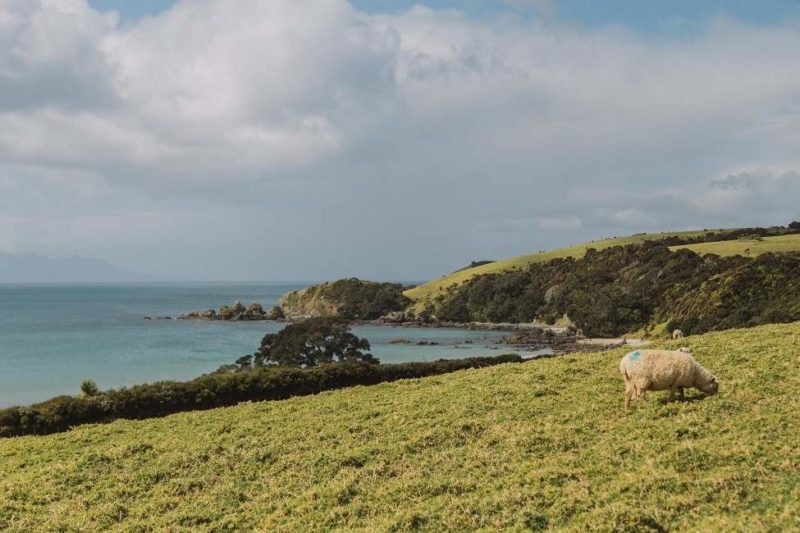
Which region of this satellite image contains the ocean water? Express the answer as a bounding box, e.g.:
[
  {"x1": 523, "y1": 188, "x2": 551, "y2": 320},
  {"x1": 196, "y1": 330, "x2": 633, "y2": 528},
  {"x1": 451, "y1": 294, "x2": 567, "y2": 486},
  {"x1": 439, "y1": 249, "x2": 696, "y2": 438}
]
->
[{"x1": 0, "y1": 283, "x2": 537, "y2": 407}]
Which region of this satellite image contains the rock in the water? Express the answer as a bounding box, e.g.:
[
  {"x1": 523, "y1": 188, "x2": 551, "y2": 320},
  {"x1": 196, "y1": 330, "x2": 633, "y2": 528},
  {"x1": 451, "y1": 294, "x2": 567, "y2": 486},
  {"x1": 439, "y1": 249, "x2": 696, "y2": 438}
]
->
[
  {"x1": 179, "y1": 301, "x2": 266, "y2": 321},
  {"x1": 265, "y1": 305, "x2": 285, "y2": 320},
  {"x1": 247, "y1": 302, "x2": 264, "y2": 314},
  {"x1": 179, "y1": 309, "x2": 218, "y2": 320},
  {"x1": 380, "y1": 311, "x2": 409, "y2": 324},
  {"x1": 218, "y1": 300, "x2": 246, "y2": 320},
  {"x1": 238, "y1": 302, "x2": 266, "y2": 320}
]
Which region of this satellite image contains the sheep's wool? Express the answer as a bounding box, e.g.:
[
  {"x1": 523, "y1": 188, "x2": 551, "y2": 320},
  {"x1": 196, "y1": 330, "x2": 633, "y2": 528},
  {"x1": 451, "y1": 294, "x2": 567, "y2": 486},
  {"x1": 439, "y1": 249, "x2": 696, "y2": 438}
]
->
[{"x1": 620, "y1": 349, "x2": 718, "y2": 409}]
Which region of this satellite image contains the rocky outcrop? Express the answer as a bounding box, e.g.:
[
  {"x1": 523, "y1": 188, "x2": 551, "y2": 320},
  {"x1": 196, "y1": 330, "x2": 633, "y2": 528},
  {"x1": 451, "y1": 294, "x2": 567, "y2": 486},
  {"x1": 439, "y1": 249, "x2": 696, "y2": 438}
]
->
[
  {"x1": 502, "y1": 327, "x2": 578, "y2": 349},
  {"x1": 179, "y1": 300, "x2": 284, "y2": 321},
  {"x1": 265, "y1": 305, "x2": 285, "y2": 320},
  {"x1": 177, "y1": 309, "x2": 218, "y2": 320},
  {"x1": 378, "y1": 311, "x2": 411, "y2": 324}
]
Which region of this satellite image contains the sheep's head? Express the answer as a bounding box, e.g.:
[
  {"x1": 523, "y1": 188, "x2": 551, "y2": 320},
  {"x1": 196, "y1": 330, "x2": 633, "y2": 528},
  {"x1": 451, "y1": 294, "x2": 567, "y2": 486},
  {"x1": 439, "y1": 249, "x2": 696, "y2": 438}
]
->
[{"x1": 698, "y1": 374, "x2": 719, "y2": 395}]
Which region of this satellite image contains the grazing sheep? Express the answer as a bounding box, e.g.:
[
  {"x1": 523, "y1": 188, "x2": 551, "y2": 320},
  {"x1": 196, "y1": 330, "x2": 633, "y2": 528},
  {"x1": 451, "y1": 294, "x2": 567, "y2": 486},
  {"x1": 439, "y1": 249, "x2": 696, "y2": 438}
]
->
[
  {"x1": 619, "y1": 349, "x2": 718, "y2": 410},
  {"x1": 672, "y1": 329, "x2": 684, "y2": 340}
]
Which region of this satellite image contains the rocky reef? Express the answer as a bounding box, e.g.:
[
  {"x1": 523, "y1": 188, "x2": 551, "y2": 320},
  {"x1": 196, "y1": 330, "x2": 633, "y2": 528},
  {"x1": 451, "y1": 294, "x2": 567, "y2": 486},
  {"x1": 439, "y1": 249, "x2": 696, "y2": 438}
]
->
[{"x1": 179, "y1": 301, "x2": 285, "y2": 321}]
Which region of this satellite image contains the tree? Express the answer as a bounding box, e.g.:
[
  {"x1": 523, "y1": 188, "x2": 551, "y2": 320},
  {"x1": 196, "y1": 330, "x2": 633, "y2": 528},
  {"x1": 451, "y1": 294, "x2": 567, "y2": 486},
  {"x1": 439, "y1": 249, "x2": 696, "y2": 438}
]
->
[
  {"x1": 790, "y1": 221, "x2": 800, "y2": 230},
  {"x1": 252, "y1": 318, "x2": 377, "y2": 368},
  {"x1": 80, "y1": 379, "x2": 99, "y2": 397}
]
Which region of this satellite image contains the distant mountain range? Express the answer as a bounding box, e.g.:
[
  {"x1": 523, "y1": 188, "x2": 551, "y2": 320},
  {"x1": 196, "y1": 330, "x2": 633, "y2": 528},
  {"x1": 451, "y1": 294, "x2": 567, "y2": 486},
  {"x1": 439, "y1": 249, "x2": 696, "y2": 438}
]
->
[{"x1": 0, "y1": 253, "x2": 162, "y2": 283}]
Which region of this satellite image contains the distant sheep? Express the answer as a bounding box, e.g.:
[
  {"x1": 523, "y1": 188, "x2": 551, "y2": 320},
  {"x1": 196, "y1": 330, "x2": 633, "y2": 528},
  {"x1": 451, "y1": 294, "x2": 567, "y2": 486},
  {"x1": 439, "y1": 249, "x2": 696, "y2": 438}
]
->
[
  {"x1": 672, "y1": 329, "x2": 684, "y2": 340},
  {"x1": 619, "y1": 349, "x2": 718, "y2": 410}
]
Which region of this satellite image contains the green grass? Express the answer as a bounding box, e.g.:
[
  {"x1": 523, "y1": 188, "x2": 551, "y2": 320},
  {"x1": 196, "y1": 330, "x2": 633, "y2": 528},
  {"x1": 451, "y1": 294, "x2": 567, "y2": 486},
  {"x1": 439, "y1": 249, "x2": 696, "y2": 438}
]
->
[
  {"x1": 670, "y1": 234, "x2": 800, "y2": 257},
  {"x1": 2, "y1": 322, "x2": 800, "y2": 531},
  {"x1": 404, "y1": 230, "x2": 709, "y2": 301}
]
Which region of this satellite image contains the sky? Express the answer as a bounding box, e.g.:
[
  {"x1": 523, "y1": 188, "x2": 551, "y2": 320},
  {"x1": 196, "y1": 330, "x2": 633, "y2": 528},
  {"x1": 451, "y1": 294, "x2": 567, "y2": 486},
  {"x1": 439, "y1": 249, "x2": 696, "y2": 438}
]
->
[{"x1": 2, "y1": 0, "x2": 800, "y2": 281}]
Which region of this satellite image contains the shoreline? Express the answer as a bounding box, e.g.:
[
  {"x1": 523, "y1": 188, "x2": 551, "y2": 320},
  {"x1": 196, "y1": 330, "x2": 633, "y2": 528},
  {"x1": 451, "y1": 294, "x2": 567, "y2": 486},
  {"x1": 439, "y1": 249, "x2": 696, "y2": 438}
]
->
[{"x1": 173, "y1": 313, "x2": 647, "y2": 354}]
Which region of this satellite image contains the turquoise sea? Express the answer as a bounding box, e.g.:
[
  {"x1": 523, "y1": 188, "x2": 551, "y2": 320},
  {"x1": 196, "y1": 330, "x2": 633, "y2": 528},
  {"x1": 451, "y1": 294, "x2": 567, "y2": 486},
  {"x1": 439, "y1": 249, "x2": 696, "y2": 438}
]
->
[{"x1": 0, "y1": 283, "x2": 539, "y2": 407}]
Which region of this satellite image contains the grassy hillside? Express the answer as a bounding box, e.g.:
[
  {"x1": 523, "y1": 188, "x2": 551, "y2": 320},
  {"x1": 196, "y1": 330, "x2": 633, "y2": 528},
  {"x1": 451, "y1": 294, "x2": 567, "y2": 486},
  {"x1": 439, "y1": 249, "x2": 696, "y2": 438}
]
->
[
  {"x1": 670, "y1": 233, "x2": 800, "y2": 257},
  {"x1": 2, "y1": 323, "x2": 799, "y2": 531},
  {"x1": 404, "y1": 230, "x2": 709, "y2": 301}
]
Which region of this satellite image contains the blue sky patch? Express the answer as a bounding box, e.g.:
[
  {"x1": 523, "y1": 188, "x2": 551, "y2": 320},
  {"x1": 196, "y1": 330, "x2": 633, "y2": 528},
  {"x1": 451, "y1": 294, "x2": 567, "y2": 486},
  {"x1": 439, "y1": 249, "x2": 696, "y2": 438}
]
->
[{"x1": 89, "y1": 0, "x2": 799, "y2": 28}]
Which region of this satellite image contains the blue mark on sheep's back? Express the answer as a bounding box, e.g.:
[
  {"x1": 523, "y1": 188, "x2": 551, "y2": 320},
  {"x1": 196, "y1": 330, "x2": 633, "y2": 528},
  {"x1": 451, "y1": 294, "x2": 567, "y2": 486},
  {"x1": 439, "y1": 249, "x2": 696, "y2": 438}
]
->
[{"x1": 628, "y1": 350, "x2": 641, "y2": 361}]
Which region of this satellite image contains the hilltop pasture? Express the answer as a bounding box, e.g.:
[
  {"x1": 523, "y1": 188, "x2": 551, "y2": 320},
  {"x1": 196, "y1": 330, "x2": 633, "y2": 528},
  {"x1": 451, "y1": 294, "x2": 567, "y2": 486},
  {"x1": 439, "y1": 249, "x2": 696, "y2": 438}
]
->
[{"x1": 670, "y1": 233, "x2": 800, "y2": 257}]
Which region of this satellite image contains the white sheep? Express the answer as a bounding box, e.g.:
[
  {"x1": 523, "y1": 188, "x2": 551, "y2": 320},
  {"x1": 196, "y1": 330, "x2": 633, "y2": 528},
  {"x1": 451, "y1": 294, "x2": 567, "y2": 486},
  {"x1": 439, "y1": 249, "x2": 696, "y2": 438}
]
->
[
  {"x1": 672, "y1": 329, "x2": 684, "y2": 340},
  {"x1": 619, "y1": 348, "x2": 718, "y2": 410}
]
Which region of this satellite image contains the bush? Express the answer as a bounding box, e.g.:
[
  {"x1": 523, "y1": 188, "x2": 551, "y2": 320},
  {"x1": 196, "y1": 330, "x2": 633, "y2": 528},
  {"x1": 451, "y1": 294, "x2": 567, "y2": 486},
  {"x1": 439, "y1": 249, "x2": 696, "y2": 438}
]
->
[
  {"x1": 0, "y1": 354, "x2": 523, "y2": 438},
  {"x1": 80, "y1": 379, "x2": 99, "y2": 397},
  {"x1": 250, "y1": 318, "x2": 376, "y2": 368}
]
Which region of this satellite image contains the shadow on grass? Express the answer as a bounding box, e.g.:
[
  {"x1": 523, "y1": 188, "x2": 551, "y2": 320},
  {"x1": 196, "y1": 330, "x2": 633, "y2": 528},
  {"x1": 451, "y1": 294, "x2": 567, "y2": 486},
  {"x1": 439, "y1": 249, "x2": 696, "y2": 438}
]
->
[{"x1": 658, "y1": 393, "x2": 712, "y2": 405}]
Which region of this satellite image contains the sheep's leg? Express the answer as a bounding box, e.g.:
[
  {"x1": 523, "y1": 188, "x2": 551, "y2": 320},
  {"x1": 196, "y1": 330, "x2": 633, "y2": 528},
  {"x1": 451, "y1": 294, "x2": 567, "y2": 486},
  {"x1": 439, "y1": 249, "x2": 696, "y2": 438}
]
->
[
  {"x1": 666, "y1": 376, "x2": 683, "y2": 402},
  {"x1": 623, "y1": 381, "x2": 634, "y2": 410},
  {"x1": 637, "y1": 381, "x2": 648, "y2": 401},
  {"x1": 677, "y1": 387, "x2": 685, "y2": 400}
]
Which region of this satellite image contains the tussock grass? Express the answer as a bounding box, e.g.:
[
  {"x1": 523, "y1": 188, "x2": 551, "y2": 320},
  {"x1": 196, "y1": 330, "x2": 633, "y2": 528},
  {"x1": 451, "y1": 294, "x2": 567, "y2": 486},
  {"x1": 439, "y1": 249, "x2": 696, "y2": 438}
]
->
[
  {"x1": 2, "y1": 322, "x2": 800, "y2": 531},
  {"x1": 404, "y1": 230, "x2": 708, "y2": 302}
]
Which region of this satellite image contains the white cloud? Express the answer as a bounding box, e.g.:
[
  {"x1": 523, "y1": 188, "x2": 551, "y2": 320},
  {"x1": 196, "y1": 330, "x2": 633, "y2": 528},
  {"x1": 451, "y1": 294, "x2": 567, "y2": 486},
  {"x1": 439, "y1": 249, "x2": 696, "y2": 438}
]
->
[
  {"x1": 0, "y1": 0, "x2": 118, "y2": 110},
  {"x1": 1, "y1": 0, "x2": 799, "y2": 279},
  {"x1": 698, "y1": 170, "x2": 800, "y2": 215}
]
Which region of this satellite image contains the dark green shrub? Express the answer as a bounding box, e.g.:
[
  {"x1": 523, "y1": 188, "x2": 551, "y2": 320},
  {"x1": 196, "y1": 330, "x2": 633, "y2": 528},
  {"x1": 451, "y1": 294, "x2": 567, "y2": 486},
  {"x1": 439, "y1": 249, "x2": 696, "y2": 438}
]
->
[
  {"x1": 80, "y1": 379, "x2": 99, "y2": 397},
  {"x1": 252, "y1": 318, "x2": 375, "y2": 368},
  {"x1": 0, "y1": 354, "x2": 523, "y2": 438}
]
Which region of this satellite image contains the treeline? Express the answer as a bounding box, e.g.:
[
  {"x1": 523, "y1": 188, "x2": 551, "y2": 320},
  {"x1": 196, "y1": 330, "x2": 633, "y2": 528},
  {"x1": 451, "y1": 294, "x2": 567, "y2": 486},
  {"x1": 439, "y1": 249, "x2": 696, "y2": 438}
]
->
[
  {"x1": 427, "y1": 243, "x2": 800, "y2": 337},
  {"x1": 0, "y1": 354, "x2": 522, "y2": 438}
]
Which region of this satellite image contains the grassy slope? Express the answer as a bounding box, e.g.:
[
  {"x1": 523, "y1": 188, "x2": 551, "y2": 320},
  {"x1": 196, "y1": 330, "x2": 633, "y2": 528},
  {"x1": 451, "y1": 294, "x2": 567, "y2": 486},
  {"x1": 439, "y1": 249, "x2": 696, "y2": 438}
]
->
[
  {"x1": 404, "y1": 230, "x2": 709, "y2": 301},
  {"x1": 2, "y1": 323, "x2": 800, "y2": 531},
  {"x1": 670, "y1": 234, "x2": 800, "y2": 257}
]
